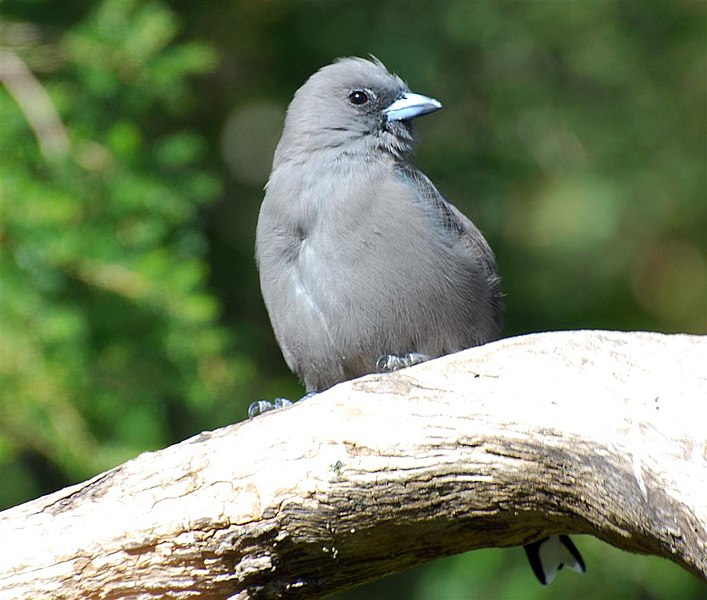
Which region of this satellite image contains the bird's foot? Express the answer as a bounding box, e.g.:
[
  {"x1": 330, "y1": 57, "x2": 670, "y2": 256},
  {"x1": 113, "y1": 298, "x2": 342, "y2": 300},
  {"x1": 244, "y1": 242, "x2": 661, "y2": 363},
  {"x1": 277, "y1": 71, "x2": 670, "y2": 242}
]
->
[
  {"x1": 247, "y1": 392, "x2": 317, "y2": 419},
  {"x1": 248, "y1": 398, "x2": 292, "y2": 419},
  {"x1": 376, "y1": 352, "x2": 430, "y2": 373}
]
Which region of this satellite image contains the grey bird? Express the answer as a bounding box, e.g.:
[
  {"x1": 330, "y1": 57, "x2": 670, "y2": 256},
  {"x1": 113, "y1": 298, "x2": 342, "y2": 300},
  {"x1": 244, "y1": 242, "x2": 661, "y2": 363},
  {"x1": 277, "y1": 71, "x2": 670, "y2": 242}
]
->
[
  {"x1": 253, "y1": 56, "x2": 584, "y2": 585},
  {"x1": 256, "y1": 57, "x2": 501, "y2": 393}
]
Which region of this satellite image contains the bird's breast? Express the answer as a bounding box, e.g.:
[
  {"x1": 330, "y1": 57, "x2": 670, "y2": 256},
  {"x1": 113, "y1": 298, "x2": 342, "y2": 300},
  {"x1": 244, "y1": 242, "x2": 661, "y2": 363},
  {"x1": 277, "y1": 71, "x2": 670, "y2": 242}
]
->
[{"x1": 262, "y1": 158, "x2": 443, "y2": 288}]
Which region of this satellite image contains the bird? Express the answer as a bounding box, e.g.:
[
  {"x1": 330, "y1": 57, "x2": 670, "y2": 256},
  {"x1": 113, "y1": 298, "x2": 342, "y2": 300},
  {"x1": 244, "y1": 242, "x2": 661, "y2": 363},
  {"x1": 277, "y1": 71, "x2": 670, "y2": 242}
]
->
[{"x1": 253, "y1": 56, "x2": 584, "y2": 585}]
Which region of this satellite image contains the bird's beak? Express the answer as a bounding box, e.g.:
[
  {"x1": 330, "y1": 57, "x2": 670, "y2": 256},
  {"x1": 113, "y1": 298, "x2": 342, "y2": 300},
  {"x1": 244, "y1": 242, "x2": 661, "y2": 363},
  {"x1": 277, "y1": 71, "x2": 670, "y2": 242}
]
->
[{"x1": 383, "y1": 92, "x2": 442, "y2": 122}]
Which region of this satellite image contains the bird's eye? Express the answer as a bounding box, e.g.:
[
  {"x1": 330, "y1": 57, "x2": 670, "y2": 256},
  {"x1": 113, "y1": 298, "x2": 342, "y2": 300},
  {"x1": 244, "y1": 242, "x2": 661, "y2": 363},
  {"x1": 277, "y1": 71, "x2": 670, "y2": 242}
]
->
[{"x1": 348, "y1": 90, "x2": 369, "y2": 105}]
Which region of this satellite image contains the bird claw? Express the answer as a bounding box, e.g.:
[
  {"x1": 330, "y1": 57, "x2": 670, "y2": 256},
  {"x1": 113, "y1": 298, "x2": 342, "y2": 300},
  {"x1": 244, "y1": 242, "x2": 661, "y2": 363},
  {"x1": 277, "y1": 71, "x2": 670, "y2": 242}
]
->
[
  {"x1": 247, "y1": 397, "x2": 293, "y2": 419},
  {"x1": 247, "y1": 392, "x2": 317, "y2": 419},
  {"x1": 375, "y1": 352, "x2": 430, "y2": 373}
]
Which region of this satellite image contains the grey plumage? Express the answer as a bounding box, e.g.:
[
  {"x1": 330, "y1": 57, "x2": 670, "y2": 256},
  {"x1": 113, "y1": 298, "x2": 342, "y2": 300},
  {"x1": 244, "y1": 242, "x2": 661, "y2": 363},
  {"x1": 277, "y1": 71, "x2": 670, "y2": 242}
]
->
[
  {"x1": 256, "y1": 57, "x2": 502, "y2": 393},
  {"x1": 255, "y1": 57, "x2": 583, "y2": 586}
]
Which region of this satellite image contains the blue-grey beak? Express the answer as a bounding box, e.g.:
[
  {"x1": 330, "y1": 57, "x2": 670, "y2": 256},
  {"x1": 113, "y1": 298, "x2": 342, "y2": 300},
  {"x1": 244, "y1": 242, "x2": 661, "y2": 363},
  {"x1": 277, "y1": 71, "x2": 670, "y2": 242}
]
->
[{"x1": 383, "y1": 92, "x2": 442, "y2": 122}]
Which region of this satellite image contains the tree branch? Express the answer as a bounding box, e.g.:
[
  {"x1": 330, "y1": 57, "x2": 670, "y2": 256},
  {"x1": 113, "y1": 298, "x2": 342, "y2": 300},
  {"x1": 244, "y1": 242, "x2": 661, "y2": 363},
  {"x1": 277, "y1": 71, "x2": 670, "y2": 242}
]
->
[{"x1": 1, "y1": 330, "x2": 705, "y2": 599}]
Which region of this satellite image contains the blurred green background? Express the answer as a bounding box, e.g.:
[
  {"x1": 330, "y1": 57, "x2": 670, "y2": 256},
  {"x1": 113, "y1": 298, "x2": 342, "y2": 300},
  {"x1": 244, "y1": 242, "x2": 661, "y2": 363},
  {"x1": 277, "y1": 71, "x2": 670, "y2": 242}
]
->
[{"x1": 1, "y1": 0, "x2": 705, "y2": 598}]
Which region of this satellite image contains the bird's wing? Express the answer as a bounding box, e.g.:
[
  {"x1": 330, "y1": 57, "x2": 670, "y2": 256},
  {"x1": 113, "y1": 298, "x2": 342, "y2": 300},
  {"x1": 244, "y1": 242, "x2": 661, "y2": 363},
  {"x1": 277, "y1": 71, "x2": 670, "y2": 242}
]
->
[{"x1": 394, "y1": 162, "x2": 504, "y2": 325}]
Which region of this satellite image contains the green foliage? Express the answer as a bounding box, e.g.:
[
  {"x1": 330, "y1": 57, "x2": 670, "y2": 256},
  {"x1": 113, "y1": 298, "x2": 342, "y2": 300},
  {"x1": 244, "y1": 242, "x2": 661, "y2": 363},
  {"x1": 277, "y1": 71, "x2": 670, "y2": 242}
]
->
[
  {"x1": 1, "y1": 0, "x2": 705, "y2": 598},
  {"x1": 1, "y1": 0, "x2": 251, "y2": 506}
]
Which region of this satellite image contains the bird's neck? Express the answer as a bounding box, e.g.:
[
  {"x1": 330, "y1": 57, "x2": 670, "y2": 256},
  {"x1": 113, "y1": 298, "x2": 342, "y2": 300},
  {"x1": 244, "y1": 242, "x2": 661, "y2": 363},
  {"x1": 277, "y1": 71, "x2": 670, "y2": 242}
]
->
[{"x1": 272, "y1": 128, "x2": 414, "y2": 170}]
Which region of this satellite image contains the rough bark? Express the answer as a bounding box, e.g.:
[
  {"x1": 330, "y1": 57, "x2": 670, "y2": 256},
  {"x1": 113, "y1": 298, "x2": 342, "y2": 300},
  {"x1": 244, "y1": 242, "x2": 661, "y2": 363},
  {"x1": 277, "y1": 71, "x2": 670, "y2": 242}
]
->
[{"x1": 0, "y1": 330, "x2": 705, "y2": 599}]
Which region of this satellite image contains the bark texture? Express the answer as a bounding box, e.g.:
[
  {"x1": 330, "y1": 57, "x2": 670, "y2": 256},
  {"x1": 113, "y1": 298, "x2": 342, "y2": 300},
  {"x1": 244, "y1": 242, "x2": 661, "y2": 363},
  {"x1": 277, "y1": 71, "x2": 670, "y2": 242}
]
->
[{"x1": 1, "y1": 330, "x2": 705, "y2": 599}]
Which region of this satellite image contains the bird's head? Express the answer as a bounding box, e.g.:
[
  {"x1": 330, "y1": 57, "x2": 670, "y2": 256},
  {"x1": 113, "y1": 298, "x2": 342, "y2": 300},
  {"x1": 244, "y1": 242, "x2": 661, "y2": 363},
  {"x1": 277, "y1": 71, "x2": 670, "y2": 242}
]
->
[{"x1": 274, "y1": 57, "x2": 442, "y2": 165}]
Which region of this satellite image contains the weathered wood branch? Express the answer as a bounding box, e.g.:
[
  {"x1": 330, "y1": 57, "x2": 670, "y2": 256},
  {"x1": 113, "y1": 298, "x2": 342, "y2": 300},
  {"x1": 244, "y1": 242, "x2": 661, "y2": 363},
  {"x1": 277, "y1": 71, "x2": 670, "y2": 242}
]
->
[{"x1": 1, "y1": 331, "x2": 705, "y2": 599}]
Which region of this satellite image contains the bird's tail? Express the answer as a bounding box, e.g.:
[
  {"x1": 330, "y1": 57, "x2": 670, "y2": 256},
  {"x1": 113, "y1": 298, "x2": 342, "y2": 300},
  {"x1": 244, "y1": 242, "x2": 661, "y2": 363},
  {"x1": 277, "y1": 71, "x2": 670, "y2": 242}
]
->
[{"x1": 523, "y1": 535, "x2": 586, "y2": 585}]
